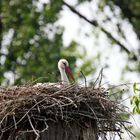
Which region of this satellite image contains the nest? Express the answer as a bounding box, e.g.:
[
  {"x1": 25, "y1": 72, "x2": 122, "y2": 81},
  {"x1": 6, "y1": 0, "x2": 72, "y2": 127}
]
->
[{"x1": 0, "y1": 83, "x2": 131, "y2": 139}]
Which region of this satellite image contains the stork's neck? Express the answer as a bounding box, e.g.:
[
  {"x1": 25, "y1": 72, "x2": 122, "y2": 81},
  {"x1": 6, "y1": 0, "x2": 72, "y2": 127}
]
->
[{"x1": 60, "y1": 68, "x2": 69, "y2": 85}]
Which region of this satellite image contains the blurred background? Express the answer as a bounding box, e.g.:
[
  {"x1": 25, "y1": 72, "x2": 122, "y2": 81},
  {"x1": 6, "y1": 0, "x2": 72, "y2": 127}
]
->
[{"x1": 1, "y1": 0, "x2": 140, "y2": 139}]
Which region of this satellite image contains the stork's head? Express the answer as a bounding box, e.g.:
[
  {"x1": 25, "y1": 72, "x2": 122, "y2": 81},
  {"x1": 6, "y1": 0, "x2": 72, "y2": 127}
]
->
[
  {"x1": 58, "y1": 59, "x2": 75, "y2": 82},
  {"x1": 58, "y1": 59, "x2": 69, "y2": 70}
]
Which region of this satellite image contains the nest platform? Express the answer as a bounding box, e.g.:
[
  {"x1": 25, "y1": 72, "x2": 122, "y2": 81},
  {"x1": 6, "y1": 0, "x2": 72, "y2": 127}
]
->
[{"x1": 0, "y1": 83, "x2": 131, "y2": 139}]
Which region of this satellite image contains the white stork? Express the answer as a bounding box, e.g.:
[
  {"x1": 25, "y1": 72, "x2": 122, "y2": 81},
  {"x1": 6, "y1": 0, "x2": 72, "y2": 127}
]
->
[
  {"x1": 34, "y1": 59, "x2": 75, "y2": 88},
  {"x1": 58, "y1": 59, "x2": 75, "y2": 86}
]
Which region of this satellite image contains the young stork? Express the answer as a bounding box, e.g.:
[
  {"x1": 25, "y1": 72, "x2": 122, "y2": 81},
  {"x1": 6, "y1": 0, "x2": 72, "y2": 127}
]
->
[{"x1": 58, "y1": 59, "x2": 75, "y2": 86}]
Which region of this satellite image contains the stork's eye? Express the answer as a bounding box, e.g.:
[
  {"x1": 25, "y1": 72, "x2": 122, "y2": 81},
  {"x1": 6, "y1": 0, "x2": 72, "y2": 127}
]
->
[{"x1": 63, "y1": 62, "x2": 66, "y2": 66}]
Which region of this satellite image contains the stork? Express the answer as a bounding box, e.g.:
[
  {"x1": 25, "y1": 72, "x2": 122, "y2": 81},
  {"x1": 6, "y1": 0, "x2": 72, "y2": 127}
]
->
[
  {"x1": 34, "y1": 59, "x2": 75, "y2": 88},
  {"x1": 58, "y1": 59, "x2": 75, "y2": 86}
]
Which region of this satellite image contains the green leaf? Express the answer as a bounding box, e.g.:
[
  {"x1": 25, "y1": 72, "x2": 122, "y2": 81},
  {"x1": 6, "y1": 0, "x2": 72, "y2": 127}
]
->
[
  {"x1": 137, "y1": 88, "x2": 140, "y2": 91},
  {"x1": 130, "y1": 98, "x2": 133, "y2": 105},
  {"x1": 136, "y1": 108, "x2": 140, "y2": 114},
  {"x1": 133, "y1": 106, "x2": 137, "y2": 113},
  {"x1": 132, "y1": 106, "x2": 140, "y2": 114},
  {"x1": 133, "y1": 82, "x2": 140, "y2": 93},
  {"x1": 133, "y1": 82, "x2": 137, "y2": 93},
  {"x1": 132, "y1": 96, "x2": 138, "y2": 102},
  {"x1": 135, "y1": 98, "x2": 139, "y2": 108}
]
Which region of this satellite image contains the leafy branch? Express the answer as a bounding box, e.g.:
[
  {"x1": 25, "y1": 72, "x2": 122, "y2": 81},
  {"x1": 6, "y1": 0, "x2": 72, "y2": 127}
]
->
[
  {"x1": 62, "y1": 1, "x2": 138, "y2": 61},
  {"x1": 131, "y1": 83, "x2": 140, "y2": 114}
]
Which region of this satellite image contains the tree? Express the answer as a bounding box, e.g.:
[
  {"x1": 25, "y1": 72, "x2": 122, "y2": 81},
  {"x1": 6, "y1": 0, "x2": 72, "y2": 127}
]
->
[
  {"x1": 1, "y1": 0, "x2": 139, "y2": 85},
  {"x1": 1, "y1": 0, "x2": 77, "y2": 85}
]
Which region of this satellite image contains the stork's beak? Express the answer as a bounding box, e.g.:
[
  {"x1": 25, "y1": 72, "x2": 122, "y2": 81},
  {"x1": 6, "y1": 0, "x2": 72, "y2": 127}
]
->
[{"x1": 65, "y1": 66, "x2": 75, "y2": 82}]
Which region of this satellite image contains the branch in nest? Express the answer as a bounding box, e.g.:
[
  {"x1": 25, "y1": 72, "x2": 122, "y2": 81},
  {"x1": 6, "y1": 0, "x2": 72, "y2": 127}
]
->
[{"x1": 27, "y1": 114, "x2": 40, "y2": 140}]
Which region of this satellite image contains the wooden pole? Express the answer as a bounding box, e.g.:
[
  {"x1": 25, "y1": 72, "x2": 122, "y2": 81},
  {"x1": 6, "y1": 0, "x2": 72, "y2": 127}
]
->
[{"x1": 4, "y1": 120, "x2": 98, "y2": 140}]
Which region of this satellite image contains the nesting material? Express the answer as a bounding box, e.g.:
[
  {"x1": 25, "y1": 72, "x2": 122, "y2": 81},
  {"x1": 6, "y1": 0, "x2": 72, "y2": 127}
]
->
[{"x1": 0, "y1": 83, "x2": 130, "y2": 139}]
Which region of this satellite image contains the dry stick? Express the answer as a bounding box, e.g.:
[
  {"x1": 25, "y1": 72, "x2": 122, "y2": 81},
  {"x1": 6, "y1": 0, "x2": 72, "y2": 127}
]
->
[
  {"x1": 80, "y1": 70, "x2": 87, "y2": 87},
  {"x1": 109, "y1": 89, "x2": 126, "y2": 97},
  {"x1": 59, "y1": 96, "x2": 77, "y2": 108},
  {"x1": 85, "y1": 103, "x2": 98, "y2": 120},
  {"x1": 34, "y1": 99, "x2": 41, "y2": 114},
  {"x1": 115, "y1": 114, "x2": 135, "y2": 138},
  {"x1": 121, "y1": 122, "x2": 135, "y2": 139},
  {"x1": 25, "y1": 77, "x2": 49, "y2": 86},
  {"x1": 119, "y1": 96, "x2": 131, "y2": 103},
  {"x1": 12, "y1": 114, "x2": 17, "y2": 129},
  {"x1": 0, "y1": 107, "x2": 16, "y2": 126},
  {"x1": 107, "y1": 83, "x2": 132, "y2": 91},
  {"x1": 50, "y1": 97, "x2": 64, "y2": 119},
  {"x1": 27, "y1": 114, "x2": 40, "y2": 140},
  {"x1": 50, "y1": 84, "x2": 76, "y2": 97},
  {"x1": 1, "y1": 96, "x2": 50, "y2": 131},
  {"x1": 41, "y1": 121, "x2": 48, "y2": 132},
  {"x1": 60, "y1": 102, "x2": 77, "y2": 108},
  {"x1": 0, "y1": 131, "x2": 4, "y2": 140},
  {"x1": 92, "y1": 68, "x2": 103, "y2": 88},
  {"x1": 7, "y1": 85, "x2": 75, "y2": 129},
  {"x1": 98, "y1": 68, "x2": 103, "y2": 87}
]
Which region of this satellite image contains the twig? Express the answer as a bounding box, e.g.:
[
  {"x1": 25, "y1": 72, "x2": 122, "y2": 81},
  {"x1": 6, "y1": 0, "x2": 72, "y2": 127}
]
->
[
  {"x1": 41, "y1": 121, "x2": 48, "y2": 132},
  {"x1": 27, "y1": 114, "x2": 40, "y2": 140},
  {"x1": 99, "y1": 68, "x2": 103, "y2": 87},
  {"x1": 12, "y1": 114, "x2": 17, "y2": 129},
  {"x1": 92, "y1": 68, "x2": 103, "y2": 88},
  {"x1": 80, "y1": 70, "x2": 87, "y2": 88},
  {"x1": 34, "y1": 99, "x2": 41, "y2": 114}
]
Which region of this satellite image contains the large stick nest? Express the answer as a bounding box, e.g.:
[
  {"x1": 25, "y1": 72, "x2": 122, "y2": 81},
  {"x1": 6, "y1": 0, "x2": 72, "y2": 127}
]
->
[{"x1": 0, "y1": 82, "x2": 130, "y2": 139}]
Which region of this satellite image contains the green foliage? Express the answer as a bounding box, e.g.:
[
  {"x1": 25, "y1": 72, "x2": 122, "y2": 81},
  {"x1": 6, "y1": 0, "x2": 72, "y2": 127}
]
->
[
  {"x1": 43, "y1": 0, "x2": 63, "y2": 23},
  {"x1": 0, "y1": 0, "x2": 76, "y2": 85},
  {"x1": 79, "y1": 59, "x2": 96, "y2": 76},
  {"x1": 1, "y1": 0, "x2": 98, "y2": 86},
  {"x1": 131, "y1": 83, "x2": 140, "y2": 114}
]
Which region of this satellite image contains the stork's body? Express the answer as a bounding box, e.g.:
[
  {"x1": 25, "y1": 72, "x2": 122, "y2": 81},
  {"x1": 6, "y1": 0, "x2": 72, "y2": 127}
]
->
[{"x1": 59, "y1": 66, "x2": 69, "y2": 85}]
